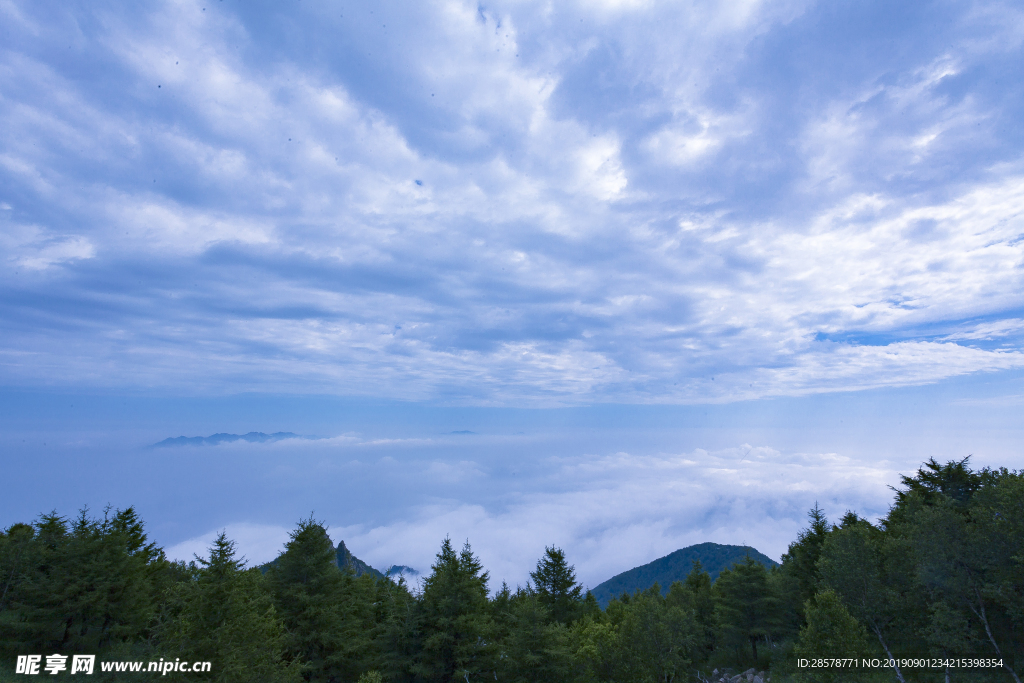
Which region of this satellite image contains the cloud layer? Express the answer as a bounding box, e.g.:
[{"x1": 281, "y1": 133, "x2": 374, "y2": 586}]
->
[
  {"x1": 2, "y1": 0, "x2": 1024, "y2": 404},
  {"x1": 162, "y1": 438, "x2": 900, "y2": 590}
]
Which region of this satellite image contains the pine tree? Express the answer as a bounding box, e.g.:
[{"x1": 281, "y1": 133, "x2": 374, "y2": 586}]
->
[
  {"x1": 156, "y1": 532, "x2": 300, "y2": 683},
  {"x1": 713, "y1": 557, "x2": 776, "y2": 664},
  {"x1": 0, "y1": 508, "x2": 167, "y2": 655},
  {"x1": 906, "y1": 469, "x2": 1024, "y2": 683},
  {"x1": 267, "y1": 517, "x2": 376, "y2": 681},
  {"x1": 529, "y1": 546, "x2": 584, "y2": 625},
  {"x1": 415, "y1": 538, "x2": 494, "y2": 683},
  {"x1": 780, "y1": 504, "x2": 832, "y2": 618},
  {"x1": 574, "y1": 584, "x2": 697, "y2": 683},
  {"x1": 817, "y1": 521, "x2": 912, "y2": 683},
  {"x1": 493, "y1": 586, "x2": 571, "y2": 683},
  {"x1": 371, "y1": 574, "x2": 419, "y2": 683},
  {"x1": 679, "y1": 560, "x2": 717, "y2": 664}
]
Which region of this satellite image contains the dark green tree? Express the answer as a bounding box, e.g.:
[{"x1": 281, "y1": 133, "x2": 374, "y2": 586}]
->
[
  {"x1": 817, "y1": 521, "x2": 913, "y2": 683},
  {"x1": 780, "y1": 504, "x2": 832, "y2": 619},
  {"x1": 371, "y1": 574, "x2": 419, "y2": 683},
  {"x1": 0, "y1": 507, "x2": 168, "y2": 655},
  {"x1": 0, "y1": 523, "x2": 37, "y2": 622},
  {"x1": 530, "y1": 546, "x2": 585, "y2": 625},
  {"x1": 713, "y1": 557, "x2": 776, "y2": 664},
  {"x1": 907, "y1": 471, "x2": 1023, "y2": 683},
  {"x1": 891, "y1": 456, "x2": 983, "y2": 510},
  {"x1": 572, "y1": 584, "x2": 697, "y2": 683},
  {"x1": 415, "y1": 538, "x2": 494, "y2": 683},
  {"x1": 157, "y1": 532, "x2": 300, "y2": 683},
  {"x1": 492, "y1": 586, "x2": 571, "y2": 683},
  {"x1": 267, "y1": 518, "x2": 376, "y2": 681},
  {"x1": 680, "y1": 560, "x2": 717, "y2": 664},
  {"x1": 793, "y1": 589, "x2": 874, "y2": 683}
]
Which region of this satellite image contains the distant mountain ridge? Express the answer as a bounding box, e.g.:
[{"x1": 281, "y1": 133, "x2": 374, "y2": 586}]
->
[
  {"x1": 590, "y1": 542, "x2": 779, "y2": 607},
  {"x1": 152, "y1": 432, "x2": 304, "y2": 447}
]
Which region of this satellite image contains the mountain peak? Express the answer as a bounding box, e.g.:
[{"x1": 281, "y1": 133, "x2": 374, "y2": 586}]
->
[{"x1": 590, "y1": 542, "x2": 778, "y2": 607}]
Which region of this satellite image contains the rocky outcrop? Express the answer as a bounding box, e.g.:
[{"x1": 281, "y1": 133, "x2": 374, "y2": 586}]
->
[
  {"x1": 708, "y1": 667, "x2": 770, "y2": 683},
  {"x1": 336, "y1": 540, "x2": 384, "y2": 579}
]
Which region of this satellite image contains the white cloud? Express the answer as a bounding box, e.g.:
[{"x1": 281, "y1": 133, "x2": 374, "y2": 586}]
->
[
  {"x1": 313, "y1": 444, "x2": 897, "y2": 588},
  {"x1": 1, "y1": 223, "x2": 96, "y2": 270},
  {"x1": 944, "y1": 319, "x2": 1024, "y2": 341},
  {"x1": 1, "y1": 0, "x2": 1023, "y2": 406},
  {"x1": 165, "y1": 522, "x2": 292, "y2": 566},
  {"x1": 169, "y1": 442, "x2": 900, "y2": 588}
]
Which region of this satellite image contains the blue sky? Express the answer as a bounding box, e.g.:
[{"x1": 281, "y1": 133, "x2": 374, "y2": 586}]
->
[{"x1": 2, "y1": 0, "x2": 1024, "y2": 588}]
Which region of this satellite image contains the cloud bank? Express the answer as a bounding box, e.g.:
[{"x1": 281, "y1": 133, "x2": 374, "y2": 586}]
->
[{"x1": 162, "y1": 438, "x2": 900, "y2": 590}]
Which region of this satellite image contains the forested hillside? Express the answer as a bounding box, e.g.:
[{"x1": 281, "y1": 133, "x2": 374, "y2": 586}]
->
[
  {"x1": 590, "y1": 542, "x2": 779, "y2": 607},
  {"x1": 0, "y1": 457, "x2": 1021, "y2": 682}
]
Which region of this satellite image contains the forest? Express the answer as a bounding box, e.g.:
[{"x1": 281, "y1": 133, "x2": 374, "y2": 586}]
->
[{"x1": 0, "y1": 457, "x2": 1021, "y2": 683}]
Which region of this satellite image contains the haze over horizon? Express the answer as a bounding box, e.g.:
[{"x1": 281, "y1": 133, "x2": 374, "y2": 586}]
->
[{"x1": 2, "y1": 0, "x2": 1023, "y2": 589}]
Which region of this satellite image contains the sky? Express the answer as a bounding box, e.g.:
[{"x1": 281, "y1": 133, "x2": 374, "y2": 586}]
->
[{"x1": 2, "y1": 0, "x2": 1024, "y2": 590}]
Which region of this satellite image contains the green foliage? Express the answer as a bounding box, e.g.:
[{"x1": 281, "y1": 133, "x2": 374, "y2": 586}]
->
[
  {"x1": 266, "y1": 517, "x2": 376, "y2": 681},
  {"x1": 0, "y1": 507, "x2": 168, "y2": 656},
  {"x1": 570, "y1": 583, "x2": 698, "y2": 683},
  {"x1": 3, "y1": 457, "x2": 1022, "y2": 683},
  {"x1": 414, "y1": 538, "x2": 495, "y2": 683},
  {"x1": 792, "y1": 590, "x2": 872, "y2": 683},
  {"x1": 530, "y1": 546, "x2": 585, "y2": 624},
  {"x1": 492, "y1": 586, "x2": 571, "y2": 683},
  {"x1": 892, "y1": 456, "x2": 983, "y2": 509},
  {"x1": 904, "y1": 469, "x2": 1024, "y2": 681},
  {"x1": 590, "y1": 542, "x2": 778, "y2": 608},
  {"x1": 779, "y1": 504, "x2": 831, "y2": 619},
  {"x1": 681, "y1": 560, "x2": 717, "y2": 663},
  {"x1": 156, "y1": 532, "x2": 300, "y2": 683},
  {"x1": 714, "y1": 556, "x2": 777, "y2": 664},
  {"x1": 371, "y1": 574, "x2": 419, "y2": 682}
]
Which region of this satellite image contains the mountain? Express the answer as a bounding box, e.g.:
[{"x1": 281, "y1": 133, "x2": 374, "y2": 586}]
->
[
  {"x1": 259, "y1": 539, "x2": 384, "y2": 579},
  {"x1": 152, "y1": 431, "x2": 303, "y2": 447},
  {"x1": 336, "y1": 540, "x2": 384, "y2": 579},
  {"x1": 590, "y1": 542, "x2": 779, "y2": 607}
]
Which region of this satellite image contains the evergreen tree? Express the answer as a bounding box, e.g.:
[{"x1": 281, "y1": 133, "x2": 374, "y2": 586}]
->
[
  {"x1": 793, "y1": 590, "x2": 874, "y2": 683},
  {"x1": 415, "y1": 538, "x2": 494, "y2": 683},
  {"x1": 529, "y1": 546, "x2": 585, "y2": 625},
  {"x1": 817, "y1": 520, "x2": 913, "y2": 683},
  {"x1": 780, "y1": 504, "x2": 832, "y2": 619},
  {"x1": 0, "y1": 523, "x2": 36, "y2": 629},
  {"x1": 371, "y1": 574, "x2": 419, "y2": 683},
  {"x1": 713, "y1": 557, "x2": 776, "y2": 664},
  {"x1": 156, "y1": 532, "x2": 300, "y2": 683},
  {"x1": 492, "y1": 587, "x2": 571, "y2": 683},
  {"x1": 267, "y1": 518, "x2": 376, "y2": 681},
  {"x1": 906, "y1": 470, "x2": 1023, "y2": 683},
  {"x1": 891, "y1": 456, "x2": 983, "y2": 511},
  {"x1": 0, "y1": 507, "x2": 168, "y2": 655},
  {"x1": 572, "y1": 584, "x2": 697, "y2": 683},
  {"x1": 975, "y1": 471, "x2": 1024, "y2": 679},
  {"x1": 680, "y1": 560, "x2": 717, "y2": 665}
]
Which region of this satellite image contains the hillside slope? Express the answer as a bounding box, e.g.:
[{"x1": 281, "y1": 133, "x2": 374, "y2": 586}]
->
[{"x1": 590, "y1": 542, "x2": 779, "y2": 607}]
